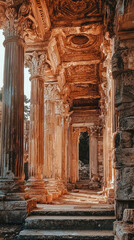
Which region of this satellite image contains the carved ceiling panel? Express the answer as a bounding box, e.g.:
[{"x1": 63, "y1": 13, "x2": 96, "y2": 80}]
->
[
  {"x1": 55, "y1": 27, "x2": 102, "y2": 62},
  {"x1": 72, "y1": 98, "x2": 99, "y2": 110},
  {"x1": 70, "y1": 84, "x2": 100, "y2": 99},
  {"x1": 45, "y1": 0, "x2": 102, "y2": 26},
  {"x1": 65, "y1": 64, "x2": 99, "y2": 84}
]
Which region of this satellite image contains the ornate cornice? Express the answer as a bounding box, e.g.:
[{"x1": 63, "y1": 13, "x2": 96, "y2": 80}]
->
[{"x1": 31, "y1": 0, "x2": 51, "y2": 35}]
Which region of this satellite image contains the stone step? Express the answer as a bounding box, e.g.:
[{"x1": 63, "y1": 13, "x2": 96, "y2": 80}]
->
[
  {"x1": 18, "y1": 229, "x2": 114, "y2": 240},
  {"x1": 25, "y1": 215, "x2": 115, "y2": 231},
  {"x1": 30, "y1": 208, "x2": 115, "y2": 217}
]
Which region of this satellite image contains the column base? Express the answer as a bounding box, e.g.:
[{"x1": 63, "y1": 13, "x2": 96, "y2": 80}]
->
[
  {"x1": 105, "y1": 187, "x2": 115, "y2": 204},
  {"x1": 26, "y1": 178, "x2": 52, "y2": 204},
  {"x1": 44, "y1": 178, "x2": 67, "y2": 201},
  {"x1": 0, "y1": 178, "x2": 37, "y2": 224}
]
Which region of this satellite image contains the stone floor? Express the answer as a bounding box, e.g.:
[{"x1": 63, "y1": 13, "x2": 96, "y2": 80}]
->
[
  {"x1": 51, "y1": 189, "x2": 109, "y2": 205},
  {"x1": 0, "y1": 225, "x2": 23, "y2": 240},
  {"x1": 0, "y1": 190, "x2": 114, "y2": 240}
]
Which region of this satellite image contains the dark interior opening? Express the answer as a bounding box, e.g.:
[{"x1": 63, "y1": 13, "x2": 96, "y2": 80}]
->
[{"x1": 79, "y1": 131, "x2": 89, "y2": 180}]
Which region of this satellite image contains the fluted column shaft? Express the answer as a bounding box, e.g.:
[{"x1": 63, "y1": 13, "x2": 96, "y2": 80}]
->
[
  {"x1": 90, "y1": 133, "x2": 98, "y2": 178},
  {"x1": 0, "y1": 36, "x2": 24, "y2": 179},
  {"x1": 29, "y1": 77, "x2": 44, "y2": 179}
]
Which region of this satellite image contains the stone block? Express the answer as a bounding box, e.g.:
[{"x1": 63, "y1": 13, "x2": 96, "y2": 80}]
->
[
  {"x1": 121, "y1": 131, "x2": 132, "y2": 148},
  {"x1": 112, "y1": 49, "x2": 134, "y2": 76},
  {"x1": 0, "y1": 198, "x2": 36, "y2": 224},
  {"x1": 119, "y1": 117, "x2": 134, "y2": 131},
  {"x1": 0, "y1": 200, "x2": 29, "y2": 211},
  {"x1": 115, "y1": 148, "x2": 134, "y2": 167},
  {"x1": 115, "y1": 167, "x2": 134, "y2": 200},
  {"x1": 123, "y1": 209, "x2": 134, "y2": 223},
  {"x1": 115, "y1": 71, "x2": 134, "y2": 106},
  {"x1": 114, "y1": 221, "x2": 134, "y2": 240},
  {"x1": 118, "y1": 103, "x2": 134, "y2": 119},
  {"x1": 0, "y1": 210, "x2": 27, "y2": 224}
]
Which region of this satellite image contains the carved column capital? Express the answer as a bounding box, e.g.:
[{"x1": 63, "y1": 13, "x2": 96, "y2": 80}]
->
[
  {"x1": 88, "y1": 125, "x2": 103, "y2": 136},
  {"x1": 25, "y1": 51, "x2": 47, "y2": 79},
  {"x1": 0, "y1": 0, "x2": 41, "y2": 43},
  {"x1": 44, "y1": 83, "x2": 61, "y2": 101}
]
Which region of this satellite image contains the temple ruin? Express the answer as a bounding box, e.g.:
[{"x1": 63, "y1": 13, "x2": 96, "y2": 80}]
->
[{"x1": 0, "y1": 0, "x2": 134, "y2": 239}]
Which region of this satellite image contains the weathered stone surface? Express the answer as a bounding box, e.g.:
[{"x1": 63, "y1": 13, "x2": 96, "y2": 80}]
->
[
  {"x1": 18, "y1": 202, "x2": 115, "y2": 239},
  {"x1": 123, "y1": 209, "x2": 134, "y2": 223},
  {"x1": 0, "y1": 0, "x2": 133, "y2": 238},
  {"x1": 0, "y1": 198, "x2": 36, "y2": 224},
  {"x1": 115, "y1": 167, "x2": 134, "y2": 200},
  {"x1": 18, "y1": 229, "x2": 114, "y2": 240},
  {"x1": 0, "y1": 210, "x2": 27, "y2": 224},
  {"x1": 115, "y1": 148, "x2": 134, "y2": 167},
  {"x1": 114, "y1": 221, "x2": 134, "y2": 240}
]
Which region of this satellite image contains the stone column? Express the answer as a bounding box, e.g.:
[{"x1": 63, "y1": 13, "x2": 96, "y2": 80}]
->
[
  {"x1": 0, "y1": 3, "x2": 36, "y2": 223},
  {"x1": 100, "y1": 34, "x2": 114, "y2": 201},
  {"x1": 89, "y1": 128, "x2": 98, "y2": 178},
  {"x1": 0, "y1": 36, "x2": 24, "y2": 180},
  {"x1": 43, "y1": 83, "x2": 67, "y2": 199},
  {"x1": 71, "y1": 128, "x2": 79, "y2": 184},
  {"x1": 25, "y1": 52, "x2": 49, "y2": 203}
]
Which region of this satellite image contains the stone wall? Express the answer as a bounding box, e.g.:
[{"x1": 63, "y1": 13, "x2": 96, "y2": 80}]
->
[{"x1": 112, "y1": 0, "x2": 134, "y2": 221}]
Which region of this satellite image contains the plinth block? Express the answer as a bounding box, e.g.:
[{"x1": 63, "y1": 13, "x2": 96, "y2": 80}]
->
[{"x1": 0, "y1": 198, "x2": 36, "y2": 224}]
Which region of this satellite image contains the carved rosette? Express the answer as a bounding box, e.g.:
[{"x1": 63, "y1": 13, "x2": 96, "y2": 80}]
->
[{"x1": 25, "y1": 51, "x2": 46, "y2": 79}]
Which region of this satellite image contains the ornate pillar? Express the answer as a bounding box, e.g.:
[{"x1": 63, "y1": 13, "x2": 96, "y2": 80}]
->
[
  {"x1": 25, "y1": 52, "x2": 49, "y2": 203},
  {"x1": 44, "y1": 83, "x2": 67, "y2": 199},
  {"x1": 0, "y1": 2, "x2": 36, "y2": 223}
]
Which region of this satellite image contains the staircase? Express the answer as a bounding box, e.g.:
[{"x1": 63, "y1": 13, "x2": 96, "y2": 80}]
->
[{"x1": 18, "y1": 205, "x2": 115, "y2": 240}]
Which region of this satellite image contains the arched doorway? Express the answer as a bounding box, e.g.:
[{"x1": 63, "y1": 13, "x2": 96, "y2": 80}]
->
[{"x1": 79, "y1": 131, "x2": 89, "y2": 181}]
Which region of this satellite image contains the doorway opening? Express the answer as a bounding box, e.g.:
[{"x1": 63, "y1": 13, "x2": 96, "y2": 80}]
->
[{"x1": 79, "y1": 131, "x2": 89, "y2": 180}]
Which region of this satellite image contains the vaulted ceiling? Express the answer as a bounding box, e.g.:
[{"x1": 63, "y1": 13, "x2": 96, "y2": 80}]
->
[{"x1": 29, "y1": 0, "x2": 105, "y2": 111}]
